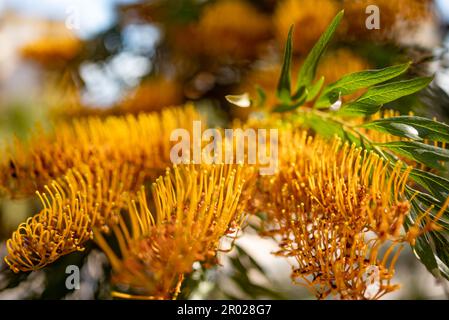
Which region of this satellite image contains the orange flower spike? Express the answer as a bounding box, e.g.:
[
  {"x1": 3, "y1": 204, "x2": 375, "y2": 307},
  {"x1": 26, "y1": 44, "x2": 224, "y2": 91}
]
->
[
  {"x1": 257, "y1": 130, "x2": 426, "y2": 299},
  {"x1": 0, "y1": 106, "x2": 202, "y2": 197},
  {"x1": 96, "y1": 163, "x2": 255, "y2": 299},
  {"x1": 4, "y1": 164, "x2": 143, "y2": 272}
]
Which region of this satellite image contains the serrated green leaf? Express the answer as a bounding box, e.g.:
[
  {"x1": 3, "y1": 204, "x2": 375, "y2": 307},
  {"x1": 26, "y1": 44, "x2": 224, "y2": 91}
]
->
[
  {"x1": 315, "y1": 62, "x2": 411, "y2": 108},
  {"x1": 337, "y1": 77, "x2": 433, "y2": 116},
  {"x1": 296, "y1": 10, "x2": 344, "y2": 91},
  {"x1": 361, "y1": 116, "x2": 449, "y2": 142},
  {"x1": 277, "y1": 25, "x2": 293, "y2": 103},
  {"x1": 377, "y1": 141, "x2": 449, "y2": 170}
]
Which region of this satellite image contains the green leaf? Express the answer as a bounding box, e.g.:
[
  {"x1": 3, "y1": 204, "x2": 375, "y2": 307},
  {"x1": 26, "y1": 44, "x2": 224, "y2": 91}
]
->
[
  {"x1": 410, "y1": 189, "x2": 449, "y2": 229},
  {"x1": 307, "y1": 76, "x2": 325, "y2": 102},
  {"x1": 291, "y1": 85, "x2": 307, "y2": 101},
  {"x1": 428, "y1": 232, "x2": 449, "y2": 280},
  {"x1": 315, "y1": 62, "x2": 411, "y2": 108},
  {"x1": 377, "y1": 141, "x2": 449, "y2": 170},
  {"x1": 277, "y1": 25, "x2": 293, "y2": 103},
  {"x1": 406, "y1": 190, "x2": 449, "y2": 280},
  {"x1": 411, "y1": 230, "x2": 441, "y2": 277},
  {"x1": 337, "y1": 77, "x2": 433, "y2": 116},
  {"x1": 296, "y1": 10, "x2": 344, "y2": 91},
  {"x1": 361, "y1": 116, "x2": 449, "y2": 142},
  {"x1": 409, "y1": 168, "x2": 449, "y2": 201}
]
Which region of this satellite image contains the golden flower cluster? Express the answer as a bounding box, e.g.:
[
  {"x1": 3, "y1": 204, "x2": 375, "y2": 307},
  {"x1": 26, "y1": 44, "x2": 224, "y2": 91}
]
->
[
  {"x1": 4, "y1": 165, "x2": 141, "y2": 272},
  {"x1": 120, "y1": 78, "x2": 184, "y2": 114},
  {"x1": 196, "y1": 0, "x2": 271, "y2": 59},
  {"x1": 274, "y1": 0, "x2": 340, "y2": 55},
  {"x1": 254, "y1": 129, "x2": 444, "y2": 299},
  {"x1": 273, "y1": 0, "x2": 435, "y2": 48},
  {"x1": 21, "y1": 34, "x2": 81, "y2": 67},
  {"x1": 94, "y1": 163, "x2": 256, "y2": 299},
  {"x1": 170, "y1": 0, "x2": 271, "y2": 61},
  {"x1": 1, "y1": 104, "x2": 259, "y2": 298},
  {"x1": 0, "y1": 106, "x2": 201, "y2": 197},
  {"x1": 341, "y1": 0, "x2": 435, "y2": 41}
]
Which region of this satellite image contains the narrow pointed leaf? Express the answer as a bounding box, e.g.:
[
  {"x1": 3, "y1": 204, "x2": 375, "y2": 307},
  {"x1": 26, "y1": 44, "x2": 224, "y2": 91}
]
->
[
  {"x1": 315, "y1": 62, "x2": 411, "y2": 108},
  {"x1": 409, "y1": 168, "x2": 449, "y2": 201},
  {"x1": 361, "y1": 116, "x2": 449, "y2": 142},
  {"x1": 337, "y1": 77, "x2": 433, "y2": 116},
  {"x1": 276, "y1": 25, "x2": 293, "y2": 103},
  {"x1": 377, "y1": 141, "x2": 449, "y2": 170},
  {"x1": 296, "y1": 10, "x2": 344, "y2": 91}
]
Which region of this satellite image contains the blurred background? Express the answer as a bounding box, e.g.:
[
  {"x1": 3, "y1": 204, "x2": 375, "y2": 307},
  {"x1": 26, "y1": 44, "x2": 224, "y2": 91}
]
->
[{"x1": 1, "y1": 0, "x2": 449, "y2": 299}]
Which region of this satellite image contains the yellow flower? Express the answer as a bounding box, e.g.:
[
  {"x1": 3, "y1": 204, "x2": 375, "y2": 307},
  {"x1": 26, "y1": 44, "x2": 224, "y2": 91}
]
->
[
  {"x1": 21, "y1": 33, "x2": 81, "y2": 68},
  {"x1": 254, "y1": 129, "x2": 442, "y2": 299},
  {"x1": 4, "y1": 165, "x2": 140, "y2": 273},
  {"x1": 342, "y1": 0, "x2": 434, "y2": 41},
  {"x1": 120, "y1": 78, "x2": 184, "y2": 114},
  {"x1": 95, "y1": 163, "x2": 256, "y2": 299},
  {"x1": 0, "y1": 106, "x2": 202, "y2": 197},
  {"x1": 274, "y1": 0, "x2": 339, "y2": 55},
  {"x1": 194, "y1": 0, "x2": 271, "y2": 59}
]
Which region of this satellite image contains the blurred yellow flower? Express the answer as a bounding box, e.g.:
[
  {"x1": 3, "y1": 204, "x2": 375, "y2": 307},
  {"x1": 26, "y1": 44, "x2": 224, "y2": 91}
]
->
[
  {"x1": 194, "y1": 0, "x2": 272, "y2": 59},
  {"x1": 342, "y1": 0, "x2": 434, "y2": 41},
  {"x1": 274, "y1": 0, "x2": 339, "y2": 55},
  {"x1": 0, "y1": 106, "x2": 202, "y2": 197},
  {"x1": 21, "y1": 33, "x2": 81, "y2": 68},
  {"x1": 120, "y1": 78, "x2": 184, "y2": 114}
]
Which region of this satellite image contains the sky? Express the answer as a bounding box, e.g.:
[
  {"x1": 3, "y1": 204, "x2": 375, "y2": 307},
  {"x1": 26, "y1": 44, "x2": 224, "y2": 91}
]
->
[{"x1": 436, "y1": 0, "x2": 449, "y2": 22}]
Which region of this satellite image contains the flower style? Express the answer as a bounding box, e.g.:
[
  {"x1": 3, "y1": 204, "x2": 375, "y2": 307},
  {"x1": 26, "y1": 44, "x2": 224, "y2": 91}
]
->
[
  {"x1": 94, "y1": 163, "x2": 256, "y2": 299},
  {"x1": 4, "y1": 164, "x2": 144, "y2": 272},
  {"x1": 254, "y1": 129, "x2": 445, "y2": 299},
  {"x1": 0, "y1": 106, "x2": 202, "y2": 197}
]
